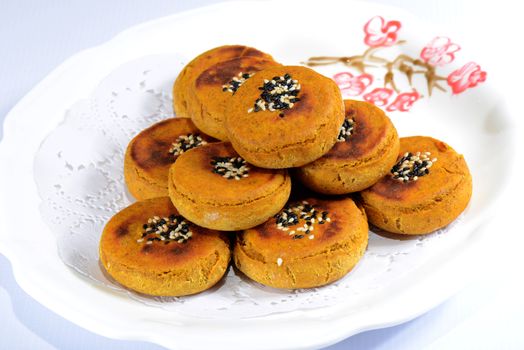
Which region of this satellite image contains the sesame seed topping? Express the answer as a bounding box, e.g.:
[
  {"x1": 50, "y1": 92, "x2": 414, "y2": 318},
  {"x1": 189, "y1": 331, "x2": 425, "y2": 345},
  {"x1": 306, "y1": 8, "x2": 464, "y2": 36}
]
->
[
  {"x1": 247, "y1": 73, "x2": 300, "y2": 114},
  {"x1": 277, "y1": 258, "x2": 283, "y2": 266},
  {"x1": 391, "y1": 151, "x2": 437, "y2": 182},
  {"x1": 274, "y1": 201, "x2": 330, "y2": 240},
  {"x1": 337, "y1": 118, "x2": 355, "y2": 142},
  {"x1": 222, "y1": 72, "x2": 255, "y2": 94},
  {"x1": 169, "y1": 133, "x2": 207, "y2": 157},
  {"x1": 210, "y1": 156, "x2": 250, "y2": 180},
  {"x1": 137, "y1": 215, "x2": 193, "y2": 244}
]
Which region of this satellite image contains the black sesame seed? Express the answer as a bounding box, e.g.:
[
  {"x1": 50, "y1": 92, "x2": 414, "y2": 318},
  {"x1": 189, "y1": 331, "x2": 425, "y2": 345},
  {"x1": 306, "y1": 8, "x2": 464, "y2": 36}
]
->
[
  {"x1": 274, "y1": 202, "x2": 330, "y2": 240},
  {"x1": 391, "y1": 152, "x2": 435, "y2": 182},
  {"x1": 222, "y1": 72, "x2": 253, "y2": 94},
  {"x1": 248, "y1": 74, "x2": 300, "y2": 115},
  {"x1": 169, "y1": 133, "x2": 207, "y2": 157},
  {"x1": 210, "y1": 156, "x2": 249, "y2": 180},
  {"x1": 138, "y1": 214, "x2": 193, "y2": 245}
]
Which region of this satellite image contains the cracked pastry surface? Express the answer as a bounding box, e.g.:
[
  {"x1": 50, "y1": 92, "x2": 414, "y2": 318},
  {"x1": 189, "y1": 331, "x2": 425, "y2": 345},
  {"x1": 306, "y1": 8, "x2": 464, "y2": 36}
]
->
[
  {"x1": 168, "y1": 142, "x2": 291, "y2": 231},
  {"x1": 360, "y1": 136, "x2": 472, "y2": 235},
  {"x1": 99, "y1": 197, "x2": 230, "y2": 296},
  {"x1": 225, "y1": 65, "x2": 344, "y2": 168},
  {"x1": 295, "y1": 99, "x2": 399, "y2": 194},
  {"x1": 233, "y1": 196, "x2": 368, "y2": 289},
  {"x1": 124, "y1": 118, "x2": 215, "y2": 200}
]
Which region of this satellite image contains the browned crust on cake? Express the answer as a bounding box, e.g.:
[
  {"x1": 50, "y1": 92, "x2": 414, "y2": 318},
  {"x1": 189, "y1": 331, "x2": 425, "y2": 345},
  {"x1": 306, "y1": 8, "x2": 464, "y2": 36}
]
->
[
  {"x1": 233, "y1": 197, "x2": 368, "y2": 289},
  {"x1": 99, "y1": 197, "x2": 230, "y2": 296},
  {"x1": 168, "y1": 142, "x2": 291, "y2": 230},
  {"x1": 225, "y1": 65, "x2": 344, "y2": 168},
  {"x1": 173, "y1": 45, "x2": 274, "y2": 118},
  {"x1": 360, "y1": 136, "x2": 473, "y2": 234},
  {"x1": 124, "y1": 118, "x2": 215, "y2": 200},
  {"x1": 295, "y1": 100, "x2": 400, "y2": 194}
]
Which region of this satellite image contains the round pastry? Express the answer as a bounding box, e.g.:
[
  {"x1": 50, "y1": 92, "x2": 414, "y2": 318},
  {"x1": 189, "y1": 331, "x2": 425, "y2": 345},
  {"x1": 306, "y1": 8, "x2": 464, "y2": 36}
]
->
[
  {"x1": 360, "y1": 136, "x2": 472, "y2": 235},
  {"x1": 173, "y1": 45, "x2": 275, "y2": 118},
  {"x1": 99, "y1": 197, "x2": 230, "y2": 296},
  {"x1": 295, "y1": 100, "x2": 399, "y2": 194},
  {"x1": 190, "y1": 56, "x2": 281, "y2": 140},
  {"x1": 234, "y1": 196, "x2": 368, "y2": 289},
  {"x1": 124, "y1": 118, "x2": 215, "y2": 200},
  {"x1": 225, "y1": 65, "x2": 344, "y2": 168},
  {"x1": 168, "y1": 142, "x2": 291, "y2": 231}
]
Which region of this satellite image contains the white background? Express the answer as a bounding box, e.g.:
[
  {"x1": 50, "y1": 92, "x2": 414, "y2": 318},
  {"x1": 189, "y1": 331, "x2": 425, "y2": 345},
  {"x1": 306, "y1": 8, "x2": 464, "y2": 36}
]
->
[{"x1": 1, "y1": 0, "x2": 523, "y2": 349}]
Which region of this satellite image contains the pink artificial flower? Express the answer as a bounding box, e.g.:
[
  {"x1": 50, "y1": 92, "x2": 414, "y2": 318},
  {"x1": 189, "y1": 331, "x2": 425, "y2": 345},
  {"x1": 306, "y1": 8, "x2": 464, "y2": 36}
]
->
[
  {"x1": 364, "y1": 16, "x2": 402, "y2": 47},
  {"x1": 333, "y1": 72, "x2": 373, "y2": 96},
  {"x1": 386, "y1": 90, "x2": 420, "y2": 112},
  {"x1": 420, "y1": 36, "x2": 461, "y2": 67},
  {"x1": 447, "y1": 62, "x2": 487, "y2": 94},
  {"x1": 363, "y1": 88, "x2": 394, "y2": 106}
]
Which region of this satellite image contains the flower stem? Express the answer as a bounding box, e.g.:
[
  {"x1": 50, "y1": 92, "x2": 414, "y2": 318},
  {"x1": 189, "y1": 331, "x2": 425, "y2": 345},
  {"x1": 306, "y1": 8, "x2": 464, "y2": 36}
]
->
[{"x1": 304, "y1": 42, "x2": 448, "y2": 97}]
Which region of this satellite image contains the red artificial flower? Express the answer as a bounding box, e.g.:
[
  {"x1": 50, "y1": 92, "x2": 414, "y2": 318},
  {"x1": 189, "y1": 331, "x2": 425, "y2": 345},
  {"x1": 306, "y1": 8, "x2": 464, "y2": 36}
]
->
[
  {"x1": 420, "y1": 36, "x2": 461, "y2": 67},
  {"x1": 364, "y1": 16, "x2": 402, "y2": 47},
  {"x1": 363, "y1": 88, "x2": 394, "y2": 106},
  {"x1": 447, "y1": 62, "x2": 487, "y2": 94},
  {"x1": 386, "y1": 90, "x2": 420, "y2": 112},
  {"x1": 333, "y1": 72, "x2": 373, "y2": 96}
]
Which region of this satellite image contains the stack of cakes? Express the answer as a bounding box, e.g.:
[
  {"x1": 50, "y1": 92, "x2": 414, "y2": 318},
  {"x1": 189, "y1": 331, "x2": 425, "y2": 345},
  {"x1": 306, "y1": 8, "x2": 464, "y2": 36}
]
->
[{"x1": 99, "y1": 45, "x2": 472, "y2": 296}]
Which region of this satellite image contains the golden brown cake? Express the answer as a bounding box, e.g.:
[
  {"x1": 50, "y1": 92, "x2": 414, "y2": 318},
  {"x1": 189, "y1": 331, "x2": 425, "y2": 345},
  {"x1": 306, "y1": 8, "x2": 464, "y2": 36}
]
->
[
  {"x1": 225, "y1": 65, "x2": 345, "y2": 168},
  {"x1": 360, "y1": 136, "x2": 473, "y2": 235},
  {"x1": 173, "y1": 45, "x2": 275, "y2": 118},
  {"x1": 168, "y1": 142, "x2": 291, "y2": 231},
  {"x1": 295, "y1": 100, "x2": 399, "y2": 194},
  {"x1": 99, "y1": 197, "x2": 230, "y2": 296},
  {"x1": 190, "y1": 56, "x2": 281, "y2": 140},
  {"x1": 124, "y1": 118, "x2": 215, "y2": 200},
  {"x1": 234, "y1": 196, "x2": 368, "y2": 289}
]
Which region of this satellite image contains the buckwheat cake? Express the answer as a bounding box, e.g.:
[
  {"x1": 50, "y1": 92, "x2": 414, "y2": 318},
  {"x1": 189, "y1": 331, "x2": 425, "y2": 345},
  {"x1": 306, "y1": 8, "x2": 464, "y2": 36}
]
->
[
  {"x1": 360, "y1": 136, "x2": 472, "y2": 235},
  {"x1": 295, "y1": 99, "x2": 399, "y2": 194},
  {"x1": 173, "y1": 45, "x2": 275, "y2": 118},
  {"x1": 99, "y1": 197, "x2": 230, "y2": 296},
  {"x1": 234, "y1": 196, "x2": 368, "y2": 289},
  {"x1": 124, "y1": 117, "x2": 215, "y2": 200},
  {"x1": 190, "y1": 56, "x2": 281, "y2": 140},
  {"x1": 225, "y1": 65, "x2": 345, "y2": 168},
  {"x1": 168, "y1": 142, "x2": 291, "y2": 231}
]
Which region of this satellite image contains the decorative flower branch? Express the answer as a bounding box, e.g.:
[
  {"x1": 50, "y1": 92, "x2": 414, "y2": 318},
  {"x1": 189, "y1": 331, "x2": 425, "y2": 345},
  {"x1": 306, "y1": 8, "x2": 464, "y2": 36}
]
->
[
  {"x1": 304, "y1": 16, "x2": 487, "y2": 112},
  {"x1": 306, "y1": 44, "x2": 449, "y2": 96}
]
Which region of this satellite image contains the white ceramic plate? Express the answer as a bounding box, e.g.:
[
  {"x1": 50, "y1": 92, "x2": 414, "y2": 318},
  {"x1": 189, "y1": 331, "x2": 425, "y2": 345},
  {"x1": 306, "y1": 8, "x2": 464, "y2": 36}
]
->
[{"x1": 0, "y1": 1, "x2": 516, "y2": 349}]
